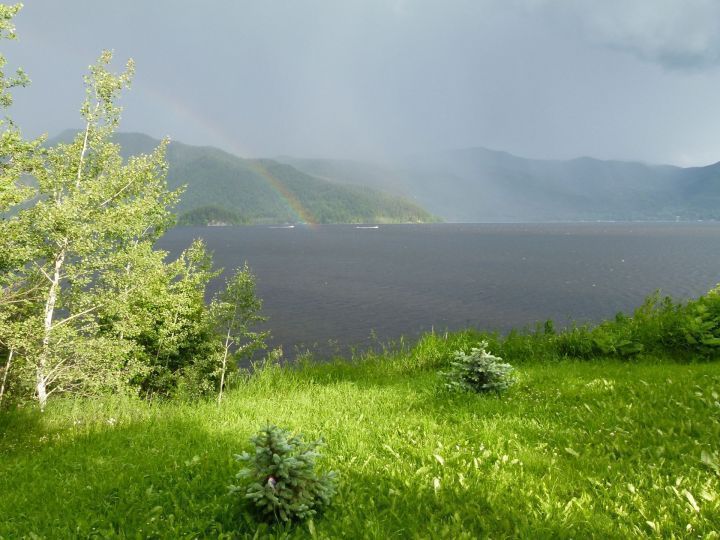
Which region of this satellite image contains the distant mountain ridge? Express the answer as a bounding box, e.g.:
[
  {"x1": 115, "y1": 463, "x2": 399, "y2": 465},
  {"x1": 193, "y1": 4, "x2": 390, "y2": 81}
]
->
[
  {"x1": 279, "y1": 149, "x2": 720, "y2": 222},
  {"x1": 48, "y1": 131, "x2": 437, "y2": 225},
  {"x1": 49, "y1": 131, "x2": 720, "y2": 222}
]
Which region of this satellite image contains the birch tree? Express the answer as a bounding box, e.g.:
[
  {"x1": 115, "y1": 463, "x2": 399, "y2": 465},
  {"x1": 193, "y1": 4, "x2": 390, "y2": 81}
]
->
[
  {"x1": 5, "y1": 51, "x2": 177, "y2": 409},
  {"x1": 0, "y1": 3, "x2": 44, "y2": 409},
  {"x1": 211, "y1": 264, "x2": 268, "y2": 403},
  {"x1": 1, "y1": 6, "x2": 268, "y2": 407}
]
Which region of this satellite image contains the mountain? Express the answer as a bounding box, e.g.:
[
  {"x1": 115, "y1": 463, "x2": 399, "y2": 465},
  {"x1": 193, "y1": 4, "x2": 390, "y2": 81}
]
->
[
  {"x1": 47, "y1": 131, "x2": 720, "y2": 222},
  {"x1": 47, "y1": 131, "x2": 437, "y2": 225},
  {"x1": 279, "y1": 149, "x2": 720, "y2": 222}
]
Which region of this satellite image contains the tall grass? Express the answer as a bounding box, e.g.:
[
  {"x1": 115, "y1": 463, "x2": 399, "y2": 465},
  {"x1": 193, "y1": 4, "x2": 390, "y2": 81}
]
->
[
  {"x1": 2, "y1": 288, "x2": 719, "y2": 537},
  {"x1": 2, "y1": 342, "x2": 719, "y2": 537}
]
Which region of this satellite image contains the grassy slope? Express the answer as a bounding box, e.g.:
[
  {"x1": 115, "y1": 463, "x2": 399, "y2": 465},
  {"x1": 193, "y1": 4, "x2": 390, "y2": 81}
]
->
[{"x1": 2, "y1": 341, "x2": 719, "y2": 538}]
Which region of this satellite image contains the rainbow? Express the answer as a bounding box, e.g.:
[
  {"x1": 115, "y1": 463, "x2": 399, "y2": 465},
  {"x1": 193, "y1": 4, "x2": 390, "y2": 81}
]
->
[
  {"x1": 136, "y1": 81, "x2": 319, "y2": 226},
  {"x1": 21, "y1": 29, "x2": 321, "y2": 225},
  {"x1": 245, "y1": 160, "x2": 319, "y2": 225}
]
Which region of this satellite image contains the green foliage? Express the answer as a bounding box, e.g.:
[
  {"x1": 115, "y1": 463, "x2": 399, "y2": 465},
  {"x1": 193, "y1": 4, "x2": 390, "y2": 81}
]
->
[
  {"x1": 679, "y1": 286, "x2": 720, "y2": 354},
  {"x1": 108, "y1": 240, "x2": 220, "y2": 397},
  {"x1": 553, "y1": 289, "x2": 720, "y2": 361},
  {"x1": 0, "y1": 4, "x2": 42, "y2": 386},
  {"x1": 178, "y1": 205, "x2": 249, "y2": 226},
  {"x1": 231, "y1": 425, "x2": 337, "y2": 523},
  {"x1": 553, "y1": 326, "x2": 596, "y2": 358},
  {"x1": 0, "y1": 50, "x2": 184, "y2": 408},
  {"x1": 1, "y1": 13, "x2": 272, "y2": 406},
  {"x1": 442, "y1": 341, "x2": 515, "y2": 394},
  {"x1": 0, "y1": 3, "x2": 28, "y2": 110},
  {"x1": 397, "y1": 286, "x2": 720, "y2": 371},
  {"x1": 211, "y1": 264, "x2": 268, "y2": 402},
  {"x1": 0, "y1": 28, "x2": 275, "y2": 407},
  {"x1": 0, "y1": 33, "x2": 241, "y2": 407}
]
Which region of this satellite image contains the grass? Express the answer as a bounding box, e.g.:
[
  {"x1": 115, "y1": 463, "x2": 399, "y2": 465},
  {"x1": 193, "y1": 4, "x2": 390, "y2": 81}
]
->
[{"x1": 1, "y1": 337, "x2": 720, "y2": 538}]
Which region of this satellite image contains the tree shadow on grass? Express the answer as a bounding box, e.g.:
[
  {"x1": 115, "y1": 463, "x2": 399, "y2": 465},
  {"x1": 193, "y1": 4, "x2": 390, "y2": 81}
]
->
[
  {"x1": 0, "y1": 400, "x2": 599, "y2": 539},
  {"x1": 0, "y1": 412, "x2": 279, "y2": 538},
  {"x1": 0, "y1": 406, "x2": 47, "y2": 456}
]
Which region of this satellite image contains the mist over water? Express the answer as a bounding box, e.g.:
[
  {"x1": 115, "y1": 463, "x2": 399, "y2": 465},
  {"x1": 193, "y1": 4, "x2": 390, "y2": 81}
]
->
[{"x1": 157, "y1": 223, "x2": 720, "y2": 359}]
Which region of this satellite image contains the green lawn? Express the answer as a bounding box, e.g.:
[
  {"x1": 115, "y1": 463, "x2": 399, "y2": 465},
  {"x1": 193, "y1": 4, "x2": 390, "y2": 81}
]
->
[{"x1": 1, "y1": 350, "x2": 719, "y2": 538}]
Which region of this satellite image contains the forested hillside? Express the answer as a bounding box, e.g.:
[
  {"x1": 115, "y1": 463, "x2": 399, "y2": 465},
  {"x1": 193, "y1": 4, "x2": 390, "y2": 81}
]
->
[
  {"x1": 49, "y1": 131, "x2": 437, "y2": 225},
  {"x1": 280, "y1": 149, "x2": 720, "y2": 222}
]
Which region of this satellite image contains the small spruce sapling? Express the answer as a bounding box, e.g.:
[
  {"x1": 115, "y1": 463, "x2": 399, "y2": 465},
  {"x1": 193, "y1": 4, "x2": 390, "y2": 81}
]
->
[
  {"x1": 231, "y1": 425, "x2": 337, "y2": 522},
  {"x1": 443, "y1": 341, "x2": 515, "y2": 394}
]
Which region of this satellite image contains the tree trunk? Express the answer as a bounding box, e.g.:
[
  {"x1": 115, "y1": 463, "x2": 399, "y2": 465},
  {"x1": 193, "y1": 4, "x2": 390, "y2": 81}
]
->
[
  {"x1": 217, "y1": 306, "x2": 238, "y2": 404},
  {"x1": 217, "y1": 330, "x2": 231, "y2": 404},
  {"x1": 37, "y1": 248, "x2": 65, "y2": 410},
  {"x1": 0, "y1": 347, "x2": 13, "y2": 409}
]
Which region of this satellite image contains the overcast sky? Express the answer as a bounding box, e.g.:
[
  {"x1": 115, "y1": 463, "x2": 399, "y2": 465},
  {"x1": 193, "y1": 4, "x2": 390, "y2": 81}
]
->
[{"x1": 6, "y1": 0, "x2": 720, "y2": 166}]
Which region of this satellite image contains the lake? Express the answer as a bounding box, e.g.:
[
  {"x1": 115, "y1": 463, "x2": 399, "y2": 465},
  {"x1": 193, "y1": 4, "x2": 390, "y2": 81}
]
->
[{"x1": 157, "y1": 223, "x2": 720, "y2": 358}]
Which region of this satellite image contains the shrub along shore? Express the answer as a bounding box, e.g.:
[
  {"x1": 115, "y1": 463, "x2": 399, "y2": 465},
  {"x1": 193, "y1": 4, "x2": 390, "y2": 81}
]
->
[{"x1": 2, "y1": 307, "x2": 719, "y2": 538}]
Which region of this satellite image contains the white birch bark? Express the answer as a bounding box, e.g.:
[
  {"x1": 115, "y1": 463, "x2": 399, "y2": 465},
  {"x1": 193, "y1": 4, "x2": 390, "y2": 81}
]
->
[
  {"x1": 0, "y1": 347, "x2": 13, "y2": 408},
  {"x1": 36, "y1": 248, "x2": 65, "y2": 410}
]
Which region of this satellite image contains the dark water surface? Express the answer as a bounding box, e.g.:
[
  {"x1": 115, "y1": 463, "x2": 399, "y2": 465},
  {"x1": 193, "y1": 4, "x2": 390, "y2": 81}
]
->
[{"x1": 158, "y1": 223, "x2": 720, "y2": 358}]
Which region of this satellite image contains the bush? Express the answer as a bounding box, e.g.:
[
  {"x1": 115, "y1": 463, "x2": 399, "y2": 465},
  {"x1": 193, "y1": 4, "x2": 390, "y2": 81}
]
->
[
  {"x1": 231, "y1": 425, "x2": 337, "y2": 523},
  {"x1": 679, "y1": 288, "x2": 720, "y2": 356},
  {"x1": 552, "y1": 289, "x2": 720, "y2": 361},
  {"x1": 555, "y1": 316, "x2": 644, "y2": 359},
  {"x1": 442, "y1": 342, "x2": 515, "y2": 394}
]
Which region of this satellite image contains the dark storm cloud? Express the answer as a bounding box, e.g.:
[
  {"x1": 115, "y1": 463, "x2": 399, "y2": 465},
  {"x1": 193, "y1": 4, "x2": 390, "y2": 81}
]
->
[
  {"x1": 527, "y1": 0, "x2": 720, "y2": 70},
  {"x1": 6, "y1": 0, "x2": 720, "y2": 166}
]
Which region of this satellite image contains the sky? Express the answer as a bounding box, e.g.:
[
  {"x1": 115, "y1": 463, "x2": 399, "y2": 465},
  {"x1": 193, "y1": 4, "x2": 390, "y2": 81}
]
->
[{"x1": 5, "y1": 0, "x2": 720, "y2": 166}]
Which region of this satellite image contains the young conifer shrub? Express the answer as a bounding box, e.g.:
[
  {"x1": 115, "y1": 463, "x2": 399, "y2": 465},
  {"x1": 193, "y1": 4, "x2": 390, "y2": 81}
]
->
[
  {"x1": 443, "y1": 341, "x2": 515, "y2": 394},
  {"x1": 231, "y1": 425, "x2": 337, "y2": 522}
]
